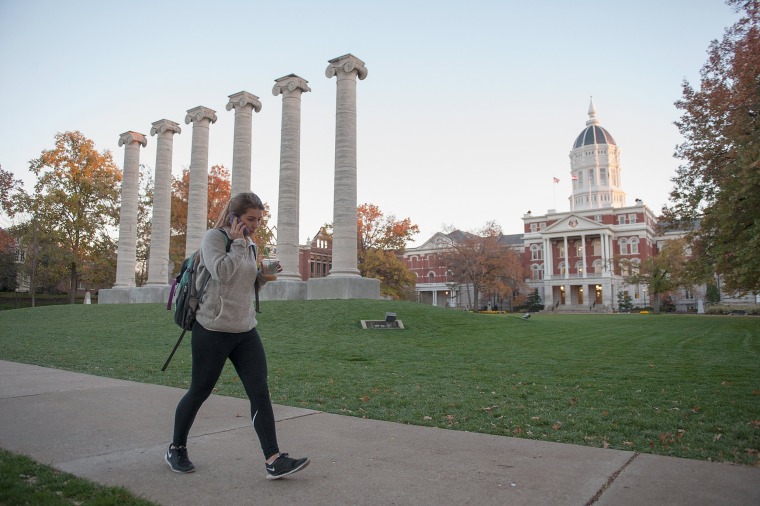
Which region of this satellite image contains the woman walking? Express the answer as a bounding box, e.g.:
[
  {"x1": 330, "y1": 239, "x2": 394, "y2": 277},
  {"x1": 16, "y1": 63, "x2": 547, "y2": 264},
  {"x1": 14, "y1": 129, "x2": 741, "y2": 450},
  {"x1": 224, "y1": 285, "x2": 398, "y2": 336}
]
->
[{"x1": 165, "y1": 192, "x2": 309, "y2": 480}]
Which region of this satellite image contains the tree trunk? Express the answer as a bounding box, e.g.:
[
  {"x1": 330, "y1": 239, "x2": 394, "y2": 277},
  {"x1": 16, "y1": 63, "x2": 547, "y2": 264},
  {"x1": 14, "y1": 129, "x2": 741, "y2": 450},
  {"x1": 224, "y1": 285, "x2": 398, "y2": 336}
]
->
[
  {"x1": 69, "y1": 264, "x2": 77, "y2": 304},
  {"x1": 653, "y1": 293, "x2": 661, "y2": 313}
]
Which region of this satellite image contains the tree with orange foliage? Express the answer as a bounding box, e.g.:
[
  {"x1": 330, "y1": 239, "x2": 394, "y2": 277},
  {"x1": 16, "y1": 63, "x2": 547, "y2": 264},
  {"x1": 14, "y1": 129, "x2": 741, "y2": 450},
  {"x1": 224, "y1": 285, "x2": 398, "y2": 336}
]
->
[
  {"x1": 24, "y1": 131, "x2": 122, "y2": 303},
  {"x1": 356, "y1": 203, "x2": 419, "y2": 299},
  {"x1": 663, "y1": 0, "x2": 760, "y2": 293},
  {"x1": 440, "y1": 222, "x2": 526, "y2": 310}
]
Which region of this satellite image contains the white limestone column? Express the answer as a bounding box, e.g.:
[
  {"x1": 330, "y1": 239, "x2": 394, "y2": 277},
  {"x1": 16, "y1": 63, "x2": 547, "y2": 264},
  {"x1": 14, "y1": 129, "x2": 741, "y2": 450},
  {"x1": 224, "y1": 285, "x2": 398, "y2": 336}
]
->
[
  {"x1": 114, "y1": 131, "x2": 147, "y2": 288},
  {"x1": 325, "y1": 54, "x2": 367, "y2": 277},
  {"x1": 184, "y1": 106, "x2": 217, "y2": 257},
  {"x1": 226, "y1": 91, "x2": 261, "y2": 196},
  {"x1": 563, "y1": 236, "x2": 569, "y2": 280},
  {"x1": 544, "y1": 238, "x2": 552, "y2": 280},
  {"x1": 272, "y1": 74, "x2": 311, "y2": 281},
  {"x1": 581, "y1": 234, "x2": 587, "y2": 278},
  {"x1": 146, "y1": 119, "x2": 181, "y2": 285}
]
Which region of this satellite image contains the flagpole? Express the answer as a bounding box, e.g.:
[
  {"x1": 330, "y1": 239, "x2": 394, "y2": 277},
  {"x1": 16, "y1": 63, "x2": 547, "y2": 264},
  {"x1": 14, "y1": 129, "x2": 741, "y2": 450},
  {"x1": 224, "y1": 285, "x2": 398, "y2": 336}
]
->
[{"x1": 552, "y1": 177, "x2": 557, "y2": 212}]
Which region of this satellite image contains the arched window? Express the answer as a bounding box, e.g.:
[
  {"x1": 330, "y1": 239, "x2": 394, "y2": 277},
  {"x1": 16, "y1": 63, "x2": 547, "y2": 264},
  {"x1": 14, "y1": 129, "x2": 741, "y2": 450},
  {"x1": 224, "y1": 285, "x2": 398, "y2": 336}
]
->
[
  {"x1": 575, "y1": 260, "x2": 584, "y2": 275},
  {"x1": 629, "y1": 237, "x2": 639, "y2": 255},
  {"x1": 531, "y1": 264, "x2": 543, "y2": 280},
  {"x1": 593, "y1": 259, "x2": 603, "y2": 274},
  {"x1": 558, "y1": 262, "x2": 566, "y2": 276},
  {"x1": 574, "y1": 240, "x2": 583, "y2": 257},
  {"x1": 592, "y1": 239, "x2": 601, "y2": 256},
  {"x1": 530, "y1": 244, "x2": 543, "y2": 260},
  {"x1": 619, "y1": 238, "x2": 629, "y2": 255},
  {"x1": 428, "y1": 272, "x2": 435, "y2": 282}
]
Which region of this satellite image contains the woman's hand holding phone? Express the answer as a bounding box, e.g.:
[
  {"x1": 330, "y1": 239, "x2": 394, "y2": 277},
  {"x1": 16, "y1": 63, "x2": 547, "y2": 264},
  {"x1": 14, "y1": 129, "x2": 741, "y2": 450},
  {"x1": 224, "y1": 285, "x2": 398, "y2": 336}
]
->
[{"x1": 228, "y1": 215, "x2": 250, "y2": 240}]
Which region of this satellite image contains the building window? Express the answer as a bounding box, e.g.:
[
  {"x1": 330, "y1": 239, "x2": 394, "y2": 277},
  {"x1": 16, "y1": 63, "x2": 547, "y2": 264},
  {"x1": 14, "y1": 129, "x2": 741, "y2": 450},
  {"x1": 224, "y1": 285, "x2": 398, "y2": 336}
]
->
[
  {"x1": 557, "y1": 242, "x2": 565, "y2": 258},
  {"x1": 589, "y1": 169, "x2": 595, "y2": 185},
  {"x1": 594, "y1": 215, "x2": 602, "y2": 222},
  {"x1": 618, "y1": 215, "x2": 626, "y2": 225},
  {"x1": 16, "y1": 249, "x2": 25, "y2": 263},
  {"x1": 530, "y1": 244, "x2": 543, "y2": 260},
  {"x1": 575, "y1": 261, "x2": 584, "y2": 275},
  {"x1": 619, "y1": 239, "x2": 629, "y2": 255},
  {"x1": 628, "y1": 214, "x2": 637, "y2": 224},
  {"x1": 592, "y1": 239, "x2": 601, "y2": 256},
  {"x1": 684, "y1": 289, "x2": 694, "y2": 300},
  {"x1": 578, "y1": 171, "x2": 584, "y2": 187},
  {"x1": 575, "y1": 240, "x2": 583, "y2": 257},
  {"x1": 593, "y1": 260, "x2": 603, "y2": 273},
  {"x1": 600, "y1": 168, "x2": 607, "y2": 185},
  {"x1": 530, "y1": 223, "x2": 537, "y2": 233},
  {"x1": 629, "y1": 237, "x2": 639, "y2": 254},
  {"x1": 538, "y1": 222, "x2": 546, "y2": 231},
  {"x1": 558, "y1": 262, "x2": 566, "y2": 275},
  {"x1": 531, "y1": 264, "x2": 543, "y2": 280}
]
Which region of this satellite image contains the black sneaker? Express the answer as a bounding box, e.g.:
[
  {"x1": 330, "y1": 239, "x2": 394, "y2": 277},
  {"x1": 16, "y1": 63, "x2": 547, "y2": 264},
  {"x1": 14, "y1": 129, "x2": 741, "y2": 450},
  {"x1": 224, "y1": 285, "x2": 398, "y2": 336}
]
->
[
  {"x1": 165, "y1": 445, "x2": 195, "y2": 473},
  {"x1": 265, "y1": 453, "x2": 310, "y2": 480}
]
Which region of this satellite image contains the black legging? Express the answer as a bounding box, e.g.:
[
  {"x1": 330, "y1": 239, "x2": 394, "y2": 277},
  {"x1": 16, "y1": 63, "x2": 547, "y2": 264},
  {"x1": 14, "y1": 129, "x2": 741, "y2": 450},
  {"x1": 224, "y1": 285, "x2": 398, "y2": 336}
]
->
[{"x1": 172, "y1": 322, "x2": 279, "y2": 459}]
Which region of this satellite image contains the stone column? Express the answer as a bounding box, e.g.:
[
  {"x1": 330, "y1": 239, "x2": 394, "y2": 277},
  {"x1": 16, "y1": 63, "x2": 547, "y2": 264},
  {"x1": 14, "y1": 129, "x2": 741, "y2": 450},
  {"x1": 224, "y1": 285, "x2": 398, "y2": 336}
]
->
[
  {"x1": 273, "y1": 74, "x2": 310, "y2": 281},
  {"x1": 581, "y1": 234, "x2": 587, "y2": 278},
  {"x1": 184, "y1": 106, "x2": 217, "y2": 257},
  {"x1": 113, "y1": 131, "x2": 147, "y2": 288},
  {"x1": 325, "y1": 54, "x2": 367, "y2": 277},
  {"x1": 563, "y1": 236, "x2": 570, "y2": 280},
  {"x1": 146, "y1": 119, "x2": 181, "y2": 285},
  {"x1": 226, "y1": 91, "x2": 261, "y2": 196}
]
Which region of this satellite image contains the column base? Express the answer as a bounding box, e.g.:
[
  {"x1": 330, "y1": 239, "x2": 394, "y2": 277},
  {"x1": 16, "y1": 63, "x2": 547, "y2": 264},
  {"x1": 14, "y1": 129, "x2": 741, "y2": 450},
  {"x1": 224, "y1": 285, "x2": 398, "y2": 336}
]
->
[
  {"x1": 98, "y1": 285, "x2": 172, "y2": 304},
  {"x1": 307, "y1": 276, "x2": 381, "y2": 300},
  {"x1": 260, "y1": 280, "x2": 307, "y2": 301}
]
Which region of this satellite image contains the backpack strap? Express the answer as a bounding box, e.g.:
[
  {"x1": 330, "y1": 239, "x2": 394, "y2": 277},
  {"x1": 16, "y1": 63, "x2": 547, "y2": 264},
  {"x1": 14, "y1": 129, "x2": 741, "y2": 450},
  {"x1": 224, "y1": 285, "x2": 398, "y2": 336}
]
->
[
  {"x1": 197, "y1": 229, "x2": 233, "y2": 304},
  {"x1": 252, "y1": 242, "x2": 261, "y2": 313}
]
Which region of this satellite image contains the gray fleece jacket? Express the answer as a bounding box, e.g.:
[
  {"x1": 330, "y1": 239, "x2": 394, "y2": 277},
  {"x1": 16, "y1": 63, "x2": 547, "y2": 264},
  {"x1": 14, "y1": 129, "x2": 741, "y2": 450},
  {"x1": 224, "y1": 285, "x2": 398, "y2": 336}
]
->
[{"x1": 194, "y1": 227, "x2": 267, "y2": 333}]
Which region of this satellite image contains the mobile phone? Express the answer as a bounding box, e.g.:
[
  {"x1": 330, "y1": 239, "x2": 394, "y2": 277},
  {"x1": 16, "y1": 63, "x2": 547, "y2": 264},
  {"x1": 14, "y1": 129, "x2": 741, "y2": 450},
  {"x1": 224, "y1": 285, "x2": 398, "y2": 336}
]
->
[{"x1": 228, "y1": 215, "x2": 250, "y2": 236}]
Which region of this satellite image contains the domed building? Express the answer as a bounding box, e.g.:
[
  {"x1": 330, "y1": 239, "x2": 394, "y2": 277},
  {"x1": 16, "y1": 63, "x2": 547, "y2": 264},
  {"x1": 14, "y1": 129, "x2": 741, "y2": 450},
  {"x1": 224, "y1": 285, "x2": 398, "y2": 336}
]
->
[
  {"x1": 517, "y1": 99, "x2": 661, "y2": 312},
  {"x1": 404, "y1": 99, "x2": 668, "y2": 312},
  {"x1": 569, "y1": 99, "x2": 627, "y2": 211}
]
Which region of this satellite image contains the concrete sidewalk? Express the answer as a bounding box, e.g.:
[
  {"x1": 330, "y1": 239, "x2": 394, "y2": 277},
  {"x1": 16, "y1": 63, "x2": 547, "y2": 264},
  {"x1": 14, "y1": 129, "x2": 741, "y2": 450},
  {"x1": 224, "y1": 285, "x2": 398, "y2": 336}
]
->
[{"x1": 0, "y1": 360, "x2": 757, "y2": 505}]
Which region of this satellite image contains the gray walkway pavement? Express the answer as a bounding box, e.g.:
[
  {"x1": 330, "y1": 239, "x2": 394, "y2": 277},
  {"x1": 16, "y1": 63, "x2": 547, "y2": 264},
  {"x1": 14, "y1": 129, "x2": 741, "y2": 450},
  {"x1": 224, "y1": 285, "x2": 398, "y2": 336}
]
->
[{"x1": 0, "y1": 360, "x2": 758, "y2": 505}]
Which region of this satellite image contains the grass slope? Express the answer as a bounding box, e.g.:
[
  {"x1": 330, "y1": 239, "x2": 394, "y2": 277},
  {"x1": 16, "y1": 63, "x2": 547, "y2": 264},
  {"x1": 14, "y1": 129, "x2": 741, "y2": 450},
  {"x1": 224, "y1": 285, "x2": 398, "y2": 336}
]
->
[{"x1": 0, "y1": 300, "x2": 758, "y2": 466}]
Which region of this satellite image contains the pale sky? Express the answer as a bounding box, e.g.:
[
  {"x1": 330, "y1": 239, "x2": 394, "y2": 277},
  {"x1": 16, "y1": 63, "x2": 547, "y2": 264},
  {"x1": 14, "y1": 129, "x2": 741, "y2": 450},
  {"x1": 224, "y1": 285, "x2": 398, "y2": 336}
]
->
[{"x1": 0, "y1": 0, "x2": 739, "y2": 246}]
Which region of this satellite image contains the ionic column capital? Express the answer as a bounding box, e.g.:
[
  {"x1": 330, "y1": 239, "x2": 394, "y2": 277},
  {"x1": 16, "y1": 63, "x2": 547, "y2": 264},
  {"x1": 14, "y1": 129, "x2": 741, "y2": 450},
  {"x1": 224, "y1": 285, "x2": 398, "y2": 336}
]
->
[
  {"x1": 150, "y1": 119, "x2": 182, "y2": 137},
  {"x1": 272, "y1": 74, "x2": 311, "y2": 97},
  {"x1": 226, "y1": 91, "x2": 262, "y2": 113},
  {"x1": 118, "y1": 131, "x2": 147, "y2": 147},
  {"x1": 325, "y1": 53, "x2": 368, "y2": 80},
  {"x1": 185, "y1": 106, "x2": 218, "y2": 125}
]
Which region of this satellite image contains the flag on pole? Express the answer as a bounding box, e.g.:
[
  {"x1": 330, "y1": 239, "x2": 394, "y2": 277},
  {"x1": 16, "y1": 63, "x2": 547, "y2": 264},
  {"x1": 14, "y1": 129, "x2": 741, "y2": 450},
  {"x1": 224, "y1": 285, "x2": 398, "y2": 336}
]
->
[{"x1": 553, "y1": 177, "x2": 560, "y2": 183}]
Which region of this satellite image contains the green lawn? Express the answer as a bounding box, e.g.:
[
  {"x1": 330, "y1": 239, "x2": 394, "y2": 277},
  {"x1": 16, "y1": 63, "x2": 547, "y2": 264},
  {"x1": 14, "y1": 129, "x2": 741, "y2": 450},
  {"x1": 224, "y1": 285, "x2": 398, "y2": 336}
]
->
[
  {"x1": 0, "y1": 449, "x2": 157, "y2": 505},
  {"x1": 0, "y1": 300, "x2": 758, "y2": 466}
]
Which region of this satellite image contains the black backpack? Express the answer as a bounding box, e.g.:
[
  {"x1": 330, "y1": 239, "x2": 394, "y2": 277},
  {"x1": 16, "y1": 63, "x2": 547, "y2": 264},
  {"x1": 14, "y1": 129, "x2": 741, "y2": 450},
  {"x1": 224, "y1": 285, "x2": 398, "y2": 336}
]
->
[{"x1": 168, "y1": 230, "x2": 231, "y2": 330}]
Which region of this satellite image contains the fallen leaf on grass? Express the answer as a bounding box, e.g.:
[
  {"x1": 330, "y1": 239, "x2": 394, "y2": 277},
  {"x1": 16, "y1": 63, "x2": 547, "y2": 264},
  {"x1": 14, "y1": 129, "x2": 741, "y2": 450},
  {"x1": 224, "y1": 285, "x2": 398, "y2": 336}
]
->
[
  {"x1": 359, "y1": 396, "x2": 370, "y2": 402},
  {"x1": 552, "y1": 422, "x2": 562, "y2": 430},
  {"x1": 423, "y1": 416, "x2": 432, "y2": 421},
  {"x1": 750, "y1": 420, "x2": 760, "y2": 429}
]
